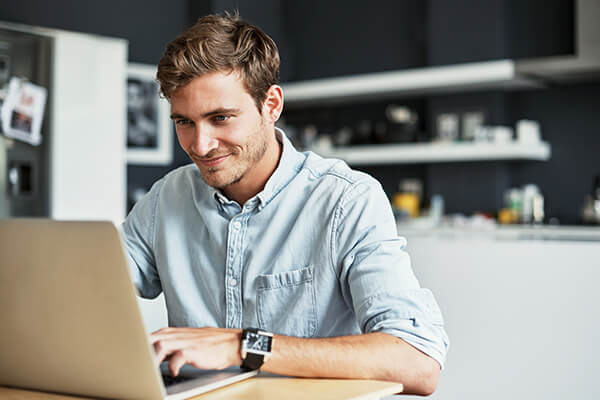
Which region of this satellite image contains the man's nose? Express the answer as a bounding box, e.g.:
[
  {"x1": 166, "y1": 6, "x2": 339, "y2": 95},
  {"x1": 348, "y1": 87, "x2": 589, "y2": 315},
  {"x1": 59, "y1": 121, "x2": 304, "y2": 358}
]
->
[{"x1": 191, "y1": 126, "x2": 219, "y2": 156}]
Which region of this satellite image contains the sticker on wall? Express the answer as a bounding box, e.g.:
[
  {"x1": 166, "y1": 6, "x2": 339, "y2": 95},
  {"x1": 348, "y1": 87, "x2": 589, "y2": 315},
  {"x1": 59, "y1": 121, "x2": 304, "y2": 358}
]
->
[{"x1": 0, "y1": 77, "x2": 47, "y2": 146}]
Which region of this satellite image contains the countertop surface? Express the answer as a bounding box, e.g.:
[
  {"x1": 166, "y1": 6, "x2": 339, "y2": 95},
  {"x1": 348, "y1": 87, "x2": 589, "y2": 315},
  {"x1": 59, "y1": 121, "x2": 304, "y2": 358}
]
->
[{"x1": 397, "y1": 223, "x2": 600, "y2": 242}]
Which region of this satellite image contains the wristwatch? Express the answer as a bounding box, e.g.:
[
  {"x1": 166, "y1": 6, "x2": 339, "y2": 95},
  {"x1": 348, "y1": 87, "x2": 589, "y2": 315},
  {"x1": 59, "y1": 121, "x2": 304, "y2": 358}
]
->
[{"x1": 240, "y1": 328, "x2": 273, "y2": 371}]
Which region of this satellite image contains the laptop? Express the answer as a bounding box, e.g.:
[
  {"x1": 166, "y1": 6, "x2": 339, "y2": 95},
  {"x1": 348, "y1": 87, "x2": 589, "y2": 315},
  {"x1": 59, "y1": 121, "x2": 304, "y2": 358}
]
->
[{"x1": 0, "y1": 219, "x2": 258, "y2": 399}]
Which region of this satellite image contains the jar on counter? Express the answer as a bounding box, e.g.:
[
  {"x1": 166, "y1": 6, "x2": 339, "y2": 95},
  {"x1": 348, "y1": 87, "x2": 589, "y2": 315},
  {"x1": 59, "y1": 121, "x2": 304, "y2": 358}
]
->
[{"x1": 392, "y1": 179, "x2": 422, "y2": 220}]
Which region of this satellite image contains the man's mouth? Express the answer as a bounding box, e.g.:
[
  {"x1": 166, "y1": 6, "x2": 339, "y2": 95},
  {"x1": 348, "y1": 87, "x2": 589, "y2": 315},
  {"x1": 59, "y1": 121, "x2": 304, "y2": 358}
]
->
[{"x1": 194, "y1": 154, "x2": 230, "y2": 167}]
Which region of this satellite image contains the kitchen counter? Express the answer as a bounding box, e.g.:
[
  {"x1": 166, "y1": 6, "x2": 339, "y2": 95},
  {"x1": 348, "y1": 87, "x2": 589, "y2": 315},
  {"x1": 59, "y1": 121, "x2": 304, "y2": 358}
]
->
[
  {"x1": 397, "y1": 223, "x2": 600, "y2": 242},
  {"x1": 398, "y1": 222, "x2": 600, "y2": 400}
]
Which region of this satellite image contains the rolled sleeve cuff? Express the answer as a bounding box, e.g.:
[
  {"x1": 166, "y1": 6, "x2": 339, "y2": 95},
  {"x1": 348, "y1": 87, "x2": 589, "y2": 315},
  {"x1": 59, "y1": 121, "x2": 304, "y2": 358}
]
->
[
  {"x1": 375, "y1": 324, "x2": 448, "y2": 370},
  {"x1": 359, "y1": 289, "x2": 449, "y2": 369}
]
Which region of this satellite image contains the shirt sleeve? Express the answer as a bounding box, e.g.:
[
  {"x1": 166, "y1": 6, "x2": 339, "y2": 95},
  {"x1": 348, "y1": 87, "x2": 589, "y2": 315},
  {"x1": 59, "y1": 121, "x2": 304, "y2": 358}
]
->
[
  {"x1": 120, "y1": 178, "x2": 165, "y2": 299},
  {"x1": 333, "y1": 177, "x2": 449, "y2": 368}
]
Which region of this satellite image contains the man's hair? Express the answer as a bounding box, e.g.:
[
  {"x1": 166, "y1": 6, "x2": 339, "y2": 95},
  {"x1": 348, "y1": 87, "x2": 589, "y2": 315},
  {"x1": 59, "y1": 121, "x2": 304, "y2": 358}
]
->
[{"x1": 157, "y1": 12, "x2": 280, "y2": 112}]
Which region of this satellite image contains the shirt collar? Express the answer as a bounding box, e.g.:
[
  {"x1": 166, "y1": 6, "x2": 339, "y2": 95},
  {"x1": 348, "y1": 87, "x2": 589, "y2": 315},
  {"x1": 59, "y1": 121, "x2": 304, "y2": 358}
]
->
[
  {"x1": 256, "y1": 127, "x2": 305, "y2": 209},
  {"x1": 207, "y1": 127, "x2": 305, "y2": 210},
  {"x1": 212, "y1": 189, "x2": 233, "y2": 209}
]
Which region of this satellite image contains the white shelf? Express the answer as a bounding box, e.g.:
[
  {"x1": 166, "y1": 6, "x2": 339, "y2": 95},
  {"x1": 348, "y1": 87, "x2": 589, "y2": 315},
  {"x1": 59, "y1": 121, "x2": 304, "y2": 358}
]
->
[
  {"x1": 311, "y1": 141, "x2": 551, "y2": 165},
  {"x1": 282, "y1": 60, "x2": 543, "y2": 105}
]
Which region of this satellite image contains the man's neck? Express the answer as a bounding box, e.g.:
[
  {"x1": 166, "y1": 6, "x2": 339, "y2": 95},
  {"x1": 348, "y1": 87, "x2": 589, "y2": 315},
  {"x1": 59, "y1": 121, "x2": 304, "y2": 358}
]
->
[{"x1": 223, "y1": 133, "x2": 282, "y2": 206}]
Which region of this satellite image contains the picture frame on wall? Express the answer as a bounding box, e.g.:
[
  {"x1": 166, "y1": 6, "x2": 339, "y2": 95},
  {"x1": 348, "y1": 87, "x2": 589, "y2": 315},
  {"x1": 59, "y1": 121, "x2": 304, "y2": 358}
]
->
[{"x1": 126, "y1": 63, "x2": 172, "y2": 165}]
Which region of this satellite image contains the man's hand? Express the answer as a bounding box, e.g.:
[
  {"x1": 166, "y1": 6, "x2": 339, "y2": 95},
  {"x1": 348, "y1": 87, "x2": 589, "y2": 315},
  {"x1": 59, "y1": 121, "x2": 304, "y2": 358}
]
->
[{"x1": 150, "y1": 327, "x2": 242, "y2": 376}]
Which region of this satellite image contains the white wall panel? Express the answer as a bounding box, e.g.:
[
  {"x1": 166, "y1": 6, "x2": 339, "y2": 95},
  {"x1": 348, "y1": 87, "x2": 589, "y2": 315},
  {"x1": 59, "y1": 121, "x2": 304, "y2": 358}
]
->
[{"x1": 50, "y1": 30, "x2": 127, "y2": 223}]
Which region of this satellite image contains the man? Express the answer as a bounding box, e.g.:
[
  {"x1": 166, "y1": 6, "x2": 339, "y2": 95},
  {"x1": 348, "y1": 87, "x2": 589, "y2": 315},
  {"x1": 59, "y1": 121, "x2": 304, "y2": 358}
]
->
[{"x1": 122, "y1": 13, "x2": 448, "y2": 396}]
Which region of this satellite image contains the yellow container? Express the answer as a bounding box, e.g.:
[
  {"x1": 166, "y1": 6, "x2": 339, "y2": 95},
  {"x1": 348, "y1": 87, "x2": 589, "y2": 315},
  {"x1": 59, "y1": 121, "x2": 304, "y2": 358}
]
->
[
  {"x1": 498, "y1": 208, "x2": 518, "y2": 224},
  {"x1": 392, "y1": 193, "x2": 420, "y2": 218}
]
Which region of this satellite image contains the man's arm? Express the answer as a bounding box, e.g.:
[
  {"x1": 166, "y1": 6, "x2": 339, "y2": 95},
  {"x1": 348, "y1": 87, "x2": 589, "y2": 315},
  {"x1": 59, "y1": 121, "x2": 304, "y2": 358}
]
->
[
  {"x1": 151, "y1": 328, "x2": 440, "y2": 396},
  {"x1": 120, "y1": 179, "x2": 166, "y2": 299},
  {"x1": 265, "y1": 331, "x2": 440, "y2": 395}
]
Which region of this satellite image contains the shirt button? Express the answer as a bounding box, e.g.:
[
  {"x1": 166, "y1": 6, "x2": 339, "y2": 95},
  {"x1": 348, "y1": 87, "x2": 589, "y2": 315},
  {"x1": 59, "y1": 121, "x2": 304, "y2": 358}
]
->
[
  {"x1": 229, "y1": 278, "x2": 238, "y2": 287},
  {"x1": 233, "y1": 221, "x2": 241, "y2": 230}
]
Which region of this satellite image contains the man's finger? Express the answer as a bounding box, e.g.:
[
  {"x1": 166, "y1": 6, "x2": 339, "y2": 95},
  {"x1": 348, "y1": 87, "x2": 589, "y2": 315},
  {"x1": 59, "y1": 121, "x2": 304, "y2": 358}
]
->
[
  {"x1": 168, "y1": 350, "x2": 188, "y2": 376},
  {"x1": 153, "y1": 338, "x2": 198, "y2": 365},
  {"x1": 153, "y1": 337, "x2": 177, "y2": 365}
]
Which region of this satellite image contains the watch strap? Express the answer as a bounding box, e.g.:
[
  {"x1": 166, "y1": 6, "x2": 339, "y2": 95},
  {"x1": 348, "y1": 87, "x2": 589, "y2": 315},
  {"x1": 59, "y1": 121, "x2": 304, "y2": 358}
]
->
[{"x1": 241, "y1": 351, "x2": 264, "y2": 371}]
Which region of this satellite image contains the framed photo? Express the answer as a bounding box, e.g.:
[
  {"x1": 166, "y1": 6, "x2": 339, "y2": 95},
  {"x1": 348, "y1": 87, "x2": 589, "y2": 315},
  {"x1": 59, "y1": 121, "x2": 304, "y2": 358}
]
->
[{"x1": 126, "y1": 63, "x2": 172, "y2": 165}]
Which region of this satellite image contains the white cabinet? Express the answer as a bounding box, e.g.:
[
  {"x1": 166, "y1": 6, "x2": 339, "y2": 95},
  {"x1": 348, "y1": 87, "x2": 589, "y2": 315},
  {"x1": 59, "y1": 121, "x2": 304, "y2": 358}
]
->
[
  {"x1": 400, "y1": 229, "x2": 600, "y2": 400},
  {"x1": 50, "y1": 29, "x2": 128, "y2": 223}
]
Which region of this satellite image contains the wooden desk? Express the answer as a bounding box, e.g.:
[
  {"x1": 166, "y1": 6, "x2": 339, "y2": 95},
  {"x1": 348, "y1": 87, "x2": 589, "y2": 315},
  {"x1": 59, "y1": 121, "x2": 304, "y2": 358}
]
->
[{"x1": 0, "y1": 376, "x2": 403, "y2": 400}]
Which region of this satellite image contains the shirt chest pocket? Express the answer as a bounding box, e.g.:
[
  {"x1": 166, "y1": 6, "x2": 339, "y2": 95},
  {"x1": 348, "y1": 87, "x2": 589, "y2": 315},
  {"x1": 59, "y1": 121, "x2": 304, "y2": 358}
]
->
[{"x1": 256, "y1": 266, "x2": 317, "y2": 338}]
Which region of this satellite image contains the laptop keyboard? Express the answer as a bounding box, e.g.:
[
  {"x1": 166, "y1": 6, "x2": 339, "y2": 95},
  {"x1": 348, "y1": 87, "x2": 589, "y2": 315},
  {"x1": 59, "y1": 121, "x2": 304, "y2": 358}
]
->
[{"x1": 161, "y1": 373, "x2": 195, "y2": 387}]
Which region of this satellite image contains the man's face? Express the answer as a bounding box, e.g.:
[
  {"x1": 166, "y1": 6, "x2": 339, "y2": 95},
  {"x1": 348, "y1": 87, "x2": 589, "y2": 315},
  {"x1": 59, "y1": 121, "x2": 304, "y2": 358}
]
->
[{"x1": 170, "y1": 71, "x2": 270, "y2": 190}]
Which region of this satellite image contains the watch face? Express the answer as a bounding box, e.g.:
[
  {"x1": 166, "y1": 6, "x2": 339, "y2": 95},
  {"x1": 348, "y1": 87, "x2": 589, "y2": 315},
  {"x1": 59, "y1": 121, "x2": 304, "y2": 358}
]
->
[{"x1": 246, "y1": 332, "x2": 270, "y2": 352}]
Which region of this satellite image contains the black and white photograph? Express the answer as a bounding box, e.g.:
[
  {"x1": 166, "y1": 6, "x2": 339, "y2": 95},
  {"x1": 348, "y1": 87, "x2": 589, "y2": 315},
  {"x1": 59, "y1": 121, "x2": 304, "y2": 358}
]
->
[{"x1": 126, "y1": 63, "x2": 172, "y2": 165}]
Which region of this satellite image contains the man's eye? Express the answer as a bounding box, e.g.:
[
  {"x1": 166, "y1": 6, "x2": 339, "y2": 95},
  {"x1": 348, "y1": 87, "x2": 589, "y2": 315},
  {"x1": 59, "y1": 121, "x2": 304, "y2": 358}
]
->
[
  {"x1": 175, "y1": 119, "x2": 193, "y2": 126},
  {"x1": 213, "y1": 115, "x2": 230, "y2": 123}
]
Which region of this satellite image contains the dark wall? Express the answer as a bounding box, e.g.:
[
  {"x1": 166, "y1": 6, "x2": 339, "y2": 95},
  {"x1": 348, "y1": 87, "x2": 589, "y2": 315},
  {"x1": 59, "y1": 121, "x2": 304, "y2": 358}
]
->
[
  {"x1": 427, "y1": 0, "x2": 574, "y2": 65},
  {"x1": 0, "y1": 0, "x2": 200, "y2": 64},
  {"x1": 427, "y1": 0, "x2": 508, "y2": 65},
  {"x1": 282, "y1": 0, "x2": 425, "y2": 81},
  {"x1": 506, "y1": 0, "x2": 574, "y2": 59}
]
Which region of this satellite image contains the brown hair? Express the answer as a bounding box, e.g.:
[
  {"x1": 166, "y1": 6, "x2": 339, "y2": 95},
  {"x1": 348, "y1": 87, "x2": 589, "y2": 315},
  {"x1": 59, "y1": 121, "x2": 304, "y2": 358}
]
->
[{"x1": 157, "y1": 12, "x2": 280, "y2": 113}]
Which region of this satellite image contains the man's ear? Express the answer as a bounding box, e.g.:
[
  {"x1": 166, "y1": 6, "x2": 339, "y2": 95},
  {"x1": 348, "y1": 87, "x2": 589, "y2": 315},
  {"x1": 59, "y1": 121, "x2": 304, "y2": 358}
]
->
[{"x1": 262, "y1": 85, "x2": 284, "y2": 123}]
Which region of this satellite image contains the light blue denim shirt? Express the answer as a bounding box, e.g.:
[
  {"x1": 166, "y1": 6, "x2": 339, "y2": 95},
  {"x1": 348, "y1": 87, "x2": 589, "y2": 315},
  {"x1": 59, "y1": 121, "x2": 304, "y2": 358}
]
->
[{"x1": 122, "y1": 129, "x2": 449, "y2": 367}]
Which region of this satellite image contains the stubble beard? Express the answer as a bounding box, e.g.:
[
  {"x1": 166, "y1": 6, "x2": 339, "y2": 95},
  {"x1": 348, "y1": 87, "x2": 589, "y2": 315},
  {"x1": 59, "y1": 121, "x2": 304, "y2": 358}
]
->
[{"x1": 198, "y1": 124, "x2": 269, "y2": 190}]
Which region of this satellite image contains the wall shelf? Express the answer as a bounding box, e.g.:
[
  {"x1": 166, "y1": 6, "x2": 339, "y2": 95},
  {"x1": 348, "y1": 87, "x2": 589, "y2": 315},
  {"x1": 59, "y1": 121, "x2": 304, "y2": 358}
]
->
[
  {"x1": 310, "y1": 141, "x2": 551, "y2": 166},
  {"x1": 282, "y1": 60, "x2": 544, "y2": 106}
]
